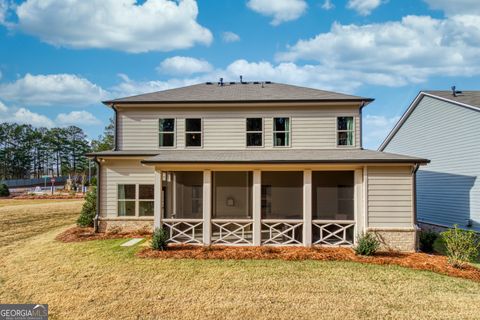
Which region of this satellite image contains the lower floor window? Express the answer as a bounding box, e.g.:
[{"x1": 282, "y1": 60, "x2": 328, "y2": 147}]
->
[{"x1": 118, "y1": 184, "x2": 154, "y2": 217}]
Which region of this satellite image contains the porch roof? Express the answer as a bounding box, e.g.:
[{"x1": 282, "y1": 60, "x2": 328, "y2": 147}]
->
[{"x1": 138, "y1": 149, "x2": 429, "y2": 164}]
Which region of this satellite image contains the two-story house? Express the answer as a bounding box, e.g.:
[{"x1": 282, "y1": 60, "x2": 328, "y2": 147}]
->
[{"x1": 88, "y1": 81, "x2": 428, "y2": 251}]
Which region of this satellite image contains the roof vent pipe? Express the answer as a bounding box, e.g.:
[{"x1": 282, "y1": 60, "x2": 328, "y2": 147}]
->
[
  {"x1": 219, "y1": 77, "x2": 224, "y2": 86},
  {"x1": 451, "y1": 85, "x2": 462, "y2": 97},
  {"x1": 240, "y1": 75, "x2": 243, "y2": 83}
]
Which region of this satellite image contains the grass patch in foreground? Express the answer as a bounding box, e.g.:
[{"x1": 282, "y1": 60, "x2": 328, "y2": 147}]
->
[
  {"x1": 1, "y1": 229, "x2": 480, "y2": 320},
  {"x1": 0, "y1": 200, "x2": 83, "y2": 247}
]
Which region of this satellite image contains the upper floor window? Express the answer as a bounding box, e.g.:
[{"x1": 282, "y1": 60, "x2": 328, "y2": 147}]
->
[
  {"x1": 159, "y1": 118, "x2": 175, "y2": 147},
  {"x1": 185, "y1": 118, "x2": 202, "y2": 147},
  {"x1": 273, "y1": 117, "x2": 290, "y2": 147},
  {"x1": 337, "y1": 117, "x2": 354, "y2": 146},
  {"x1": 246, "y1": 118, "x2": 263, "y2": 147}
]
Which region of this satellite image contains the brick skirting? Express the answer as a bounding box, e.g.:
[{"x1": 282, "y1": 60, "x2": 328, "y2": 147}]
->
[{"x1": 368, "y1": 227, "x2": 418, "y2": 252}]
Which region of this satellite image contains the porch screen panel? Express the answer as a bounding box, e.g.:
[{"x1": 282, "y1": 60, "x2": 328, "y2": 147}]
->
[
  {"x1": 312, "y1": 171, "x2": 354, "y2": 220},
  {"x1": 163, "y1": 171, "x2": 203, "y2": 219},
  {"x1": 261, "y1": 171, "x2": 303, "y2": 219},
  {"x1": 212, "y1": 171, "x2": 253, "y2": 219}
]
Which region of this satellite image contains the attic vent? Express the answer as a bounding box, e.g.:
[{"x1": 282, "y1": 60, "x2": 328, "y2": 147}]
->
[
  {"x1": 229, "y1": 82, "x2": 235, "y2": 85},
  {"x1": 253, "y1": 81, "x2": 260, "y2": 84},
  {"x1": 451, "y1": 85, "x2": 462, "y2": 97},
  {"x1": 265, "y1": 81, "x2": 272, "y2": 84},
  {"x1": 205, "y1": 82, "x2": 213, "y2": 85}
]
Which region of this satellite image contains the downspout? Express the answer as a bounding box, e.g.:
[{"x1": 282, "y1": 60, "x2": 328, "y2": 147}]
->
[
  {"x1": 359, "y1": 101, "x2": 365, "y2": 149},
  {"x1": 412, "y1": 163, "x2": 420, "y2": 250},
  {"x1": 111, "y1": 104, "x2": 118, "y2": 151},
  {"x1": 93, "y1": 156, "x2": 101, "y2": 232}
]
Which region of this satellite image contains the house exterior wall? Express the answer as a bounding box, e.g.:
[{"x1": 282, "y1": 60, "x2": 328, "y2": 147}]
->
[
  {"x1": 383, "y1": 95, "x2": 480, "y2": 232},
  {"x1": 116, "y1": 105, "x2": 361, "y2": 150}
]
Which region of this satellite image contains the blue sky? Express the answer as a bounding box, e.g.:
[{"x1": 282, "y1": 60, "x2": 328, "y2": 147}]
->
[{"x1": 1, "y1": 0, "x2": 479, "y2": 149}]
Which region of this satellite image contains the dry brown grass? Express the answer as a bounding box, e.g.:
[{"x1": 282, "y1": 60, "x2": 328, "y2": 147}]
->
[
  {"x1": 1, "y1": 200, "x2": 480, "y2": 319},
  {"x1": 0, "y1": 199, "x2": 83, "y2": 247}
]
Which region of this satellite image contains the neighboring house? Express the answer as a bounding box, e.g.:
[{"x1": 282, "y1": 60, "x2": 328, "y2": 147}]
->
[
  {"x1": 380, "y1": 89, "x2": 480, "y2": 232},
  {"x1": 87, "y1": 81, "x2": 428, "y2": 251}
]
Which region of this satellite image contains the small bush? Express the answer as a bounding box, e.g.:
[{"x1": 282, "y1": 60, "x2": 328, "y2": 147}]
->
[
  {"x1": 441, "y1": 225, "x2": 480, "y2": 268},
  {"x1": 90, "y1": 177, "x2": 97, "y2": 186},
  {"x1": 419, "y1": 230, "x2": 438, "y2": 253},
  {"x1": 354, "y1": 232, "x2": 380, "y2": 256},
  {"x1": 0, "y1": 184, "x2": 10, "y2": 197},
  {"x1": 77, "y1": 187, "x2": 96, "y2": 227},
  {"x1": 151, "y1": 227, "x2": 169, "y2": 251}
]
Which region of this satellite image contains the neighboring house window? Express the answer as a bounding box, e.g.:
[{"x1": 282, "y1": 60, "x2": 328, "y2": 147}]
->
[
  {"x1": 118, "y1": 184, "x2": 136, "y2": 216},
  {"x1": 139, "y1": 185, "x2": 154, "y2": 216},
  {"x1": 118, "y1": 184, "x2": 154, "y2": 216},
  {"x1": 246, "y1": 118, "x2": 263, "y2": 147},
  {"x1": 185, "y1": 118, "x2": 202, "y2": 147},
  {"x1": 273, "y1": 117, "x2": 290, "y2": 147},
  {"x1": 337, "y1": 117, "x2": 354, "y2": 146},
  {"x1": 159, "y1": 118, "x2": 175, "y2": 147}
]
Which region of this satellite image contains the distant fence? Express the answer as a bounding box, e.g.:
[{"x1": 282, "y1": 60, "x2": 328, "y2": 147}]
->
[{"x1": 0, "y1": 176, "x2": 68, "y2": 188}]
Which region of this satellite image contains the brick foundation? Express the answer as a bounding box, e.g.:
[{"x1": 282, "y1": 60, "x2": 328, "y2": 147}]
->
[
  {"x1": 368, "y1": 228, "x2": 418, "y2": 252},
  {"x1": 98, "y1": 219, "x2": 154, "y2": 233}
]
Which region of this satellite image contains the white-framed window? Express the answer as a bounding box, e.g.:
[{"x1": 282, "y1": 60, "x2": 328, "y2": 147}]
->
[
  {"x1": 185, "y1": 118, "x2": 202, "y2": 147},
  {"x1": 159, "y1": 118, "x2": 175, "y2": 147},
  {"x1": 337, "y1": 117, "x2": 355, "y2": 146},
  {"x1": 118, "y1": 184, "x2": 154, "y2": 217},
  {"x1": 246, "y1": 118, "x2": 263, "y2": 147},
  {"x1": 273, "y1": 117, "x2": 290, "y2": 147}
]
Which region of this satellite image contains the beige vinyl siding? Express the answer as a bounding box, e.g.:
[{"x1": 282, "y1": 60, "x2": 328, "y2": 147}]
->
[
  {"x1": 367, "y1": 166, "x2": 414, "y2": 228},
  {"x1": 117, "y1": 106, "x2": 360, "y2": 150},
  {"x1": 100, "y1": 159, "x2": 155, "y2": 218}
]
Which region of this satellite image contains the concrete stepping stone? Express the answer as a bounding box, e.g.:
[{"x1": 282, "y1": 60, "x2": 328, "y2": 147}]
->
[{"x1": 120, "y1": 238, "x2": 143, "y2": 247}]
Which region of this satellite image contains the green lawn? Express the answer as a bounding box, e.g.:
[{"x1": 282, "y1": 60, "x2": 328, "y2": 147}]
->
[{"x1": 0, "y1": 200, "x2": 479, "y2": 319}]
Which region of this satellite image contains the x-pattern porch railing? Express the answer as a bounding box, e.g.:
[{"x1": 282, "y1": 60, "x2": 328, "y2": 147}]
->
[
  {"x1": 312, "y1": 220, "x2": 355, "y2": 246},
  {"x1": 211, "y1": 219, "x2": 253, "y2": 245},
  {"x1": 261, "y1": 220, "x2": 303, "y2": 245},
  {"x1": 163, "y1": 219, "x2": 203, "y2": 244}
]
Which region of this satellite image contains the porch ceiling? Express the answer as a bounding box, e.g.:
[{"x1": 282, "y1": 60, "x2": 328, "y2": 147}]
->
[{"x1": 140, "y1": 149, "x2": 429, "y2": 165}]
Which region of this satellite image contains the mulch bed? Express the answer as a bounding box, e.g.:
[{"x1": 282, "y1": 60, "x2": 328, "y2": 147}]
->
[
  {"x1": 137, "y1": 245, "x2": 480, "y2": 283},
  {"x1": 56, "y1": 227, "x2": 480, "y2": 283},
  {"x1": 55, "y1": 227, "x2": 149, "y2": 243},
  {"x1": 14, "y1": 194, "x2": 85, "y2": 200}
]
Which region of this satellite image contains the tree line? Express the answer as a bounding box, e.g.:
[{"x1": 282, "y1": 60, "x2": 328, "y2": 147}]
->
[{"x1": 0, "y1": 119, "x2": 114, "y2": 181}]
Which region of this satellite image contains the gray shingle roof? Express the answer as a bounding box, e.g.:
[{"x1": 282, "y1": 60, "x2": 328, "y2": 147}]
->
[
  {"x1": 104, "y1": 82, "x2": 373, "y2": 104},
  {"x1": 425, "y1": 90, "x2": 480, "y2": 109},
  {"x1": 133, "y1": 149, "x2": 428, "y2": 164}
]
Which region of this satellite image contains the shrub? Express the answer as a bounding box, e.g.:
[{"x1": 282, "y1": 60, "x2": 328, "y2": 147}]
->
[
  {"x1": 419, "y1": 230, "x2": 438, "y2": 253},
  {"x1": 151, "y1": 227, "x2": 169, "y2": 251},
  {"x1": 77, "y1": 187, "x2": 96, "y2": 227},
  {"x1": 0, "y1": 184, "x2": 10, "y2": 197},
  {"x1": 441, "y1": 225, "x2": 480, "y2": 268},
  {"x1": 354, "y1": 232, "x2": 380, "y2": 256},
  {"x1": 90, "y1": 177, "x2": 97, "y2": 186}
]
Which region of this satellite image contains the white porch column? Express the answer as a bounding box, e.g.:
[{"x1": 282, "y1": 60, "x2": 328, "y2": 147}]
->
[
  {"x1": 203, "y1": 170, "x2": 212, "y2": 245},
  {"x1": 154, "y1": 169, "x2": 162, "y2": 229},
  {"x1": 252, "y1": 170, "x2": 262, "y2": 246},
  {"x1": 303, "y1": 170, "x2": 312, "y2": 247}
]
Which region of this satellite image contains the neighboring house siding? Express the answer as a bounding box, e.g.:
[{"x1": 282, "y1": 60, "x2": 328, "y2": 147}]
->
[
  {"x1": 367, "y1": 166, "x2": 413, "y2": 228},
  {"x1": 117, "y1": 106, "x2": 360, "y2": 150},
  {"x1": 383, "y1": 96, "x2": 480, "y2": 231},
  {"x1": 100, "y1": 159, "x2": 155, "y2": 218}
]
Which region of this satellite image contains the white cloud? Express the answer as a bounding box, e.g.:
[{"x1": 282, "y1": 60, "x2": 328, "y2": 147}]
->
[
  {"x1": 157, "y1": 56, "x2": 213, "y2": 76},
  {"x1": 247, "y1": 0, "x2": 307, "y2": 25},
  {"x1": 5, "y1": 0, "x2": 212, "y2": 53},
  {"x1": 346, "y1": 0, "x2": 382, "y2": 16},
  {"x1": 363, "y1": 115, "x2": 400, "y2": 149},
  {"x1": 222, "y1": 31, "x2": 240, "y2": 43},
  {"x1": 277, "y1": 15, "x2": 480, "y2": 86},
  {"x1": 423, "y1": 0, "x2": 480, "y2": 16},
  {"x1": 56, "y1": 111, "x2": 101, "y2": 126},
  {"x1": 0, "y1": 73, "x2": 107, "y2": 106},
  {"x1": 321, "y1": 0, "x2": 335, "y2": 10},
  {"x1": 0, "y1": 0, "x2": 7, "y2": 25},
  {"x1": 0, "y1": 100, "x2": 7, "y2": 112},
  {"x1": 10, "y1": 108, "x2": 55, "y2": 128}
]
